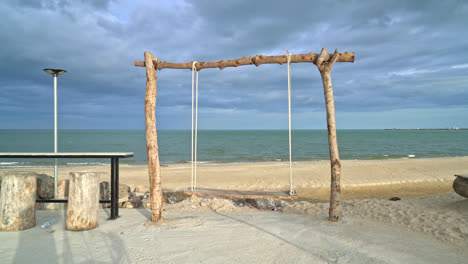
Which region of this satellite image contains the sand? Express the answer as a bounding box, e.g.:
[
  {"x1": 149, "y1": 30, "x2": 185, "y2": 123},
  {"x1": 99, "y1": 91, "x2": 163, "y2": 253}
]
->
[
  {"x1": 0, "y1": 193, "x2": 467, "y2": 263},
  {"x1": 1, "y1": 157, "x2": 467, "y2": 263},
  {"x1": 4, "y1": 156, "x2": 468, "y2": 199}
]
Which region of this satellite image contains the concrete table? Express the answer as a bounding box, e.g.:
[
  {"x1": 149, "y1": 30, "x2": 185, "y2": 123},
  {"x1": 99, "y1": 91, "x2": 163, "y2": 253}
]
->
[{"x1": 0, "y1": 152, "x2": 134, "y2": 219}]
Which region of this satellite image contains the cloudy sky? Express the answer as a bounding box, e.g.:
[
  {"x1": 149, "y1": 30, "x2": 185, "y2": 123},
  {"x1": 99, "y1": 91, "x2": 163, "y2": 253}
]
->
[{"x1": 1, "y1": 0, "x2": 467, "y2": 130}]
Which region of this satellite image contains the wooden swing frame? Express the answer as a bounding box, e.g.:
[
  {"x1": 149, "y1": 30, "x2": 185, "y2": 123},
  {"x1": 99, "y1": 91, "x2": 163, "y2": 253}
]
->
[{"x1": 134, "y1": 49, "x2": 355, "y2": 222}]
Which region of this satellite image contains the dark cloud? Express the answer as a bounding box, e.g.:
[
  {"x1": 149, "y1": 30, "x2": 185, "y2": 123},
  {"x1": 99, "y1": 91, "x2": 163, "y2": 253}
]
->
[
  {"x1": 10, "y1": 0, "x2": 116, "y2": 10},
  {"x1": 0, "y1": 0, "x2": 467, "y2": 129}
]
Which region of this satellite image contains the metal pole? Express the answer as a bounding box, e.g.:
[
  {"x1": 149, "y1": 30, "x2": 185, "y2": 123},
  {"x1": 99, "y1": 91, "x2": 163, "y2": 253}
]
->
[{"x1": 53, "y1": 73, "x2": 58, "y2": 198}]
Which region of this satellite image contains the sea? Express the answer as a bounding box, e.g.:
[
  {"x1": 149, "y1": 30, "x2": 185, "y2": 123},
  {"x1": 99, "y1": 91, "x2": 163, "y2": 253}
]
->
[{"x1": 0, "y1": 129, "x2": 467, "y2": 168}]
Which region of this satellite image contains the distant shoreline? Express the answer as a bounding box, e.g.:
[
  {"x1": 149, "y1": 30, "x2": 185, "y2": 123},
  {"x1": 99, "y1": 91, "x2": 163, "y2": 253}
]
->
[{"x1": 383, "y1": 128, "x2": 467, "y2": 130}]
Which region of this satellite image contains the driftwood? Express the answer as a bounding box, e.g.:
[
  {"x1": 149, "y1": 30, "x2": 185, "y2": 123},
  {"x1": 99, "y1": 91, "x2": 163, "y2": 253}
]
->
[
  {"x1": 315, "y1": 48, "x2": 342, "y2": 222},
  {"x1": 135, "y1": 51, "x2": 354, "y2": 70},
  {"x1": 66, "y1": 172, "x2": 99, "y2": 231},
  {"x1": 0, "y1": 172, "x2": 37, "y2": 231},
  {"x1": 144, "y1": 52, "x2": 164, "y2": 222},
  {"x1": 453, "y1": 176, "x2": 468, "y2": 198}
]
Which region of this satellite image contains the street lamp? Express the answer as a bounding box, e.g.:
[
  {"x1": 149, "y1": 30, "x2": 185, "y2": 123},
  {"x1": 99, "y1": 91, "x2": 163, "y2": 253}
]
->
[{"x1": 43, "y1": 68, "x2": 67, "y2": 198}]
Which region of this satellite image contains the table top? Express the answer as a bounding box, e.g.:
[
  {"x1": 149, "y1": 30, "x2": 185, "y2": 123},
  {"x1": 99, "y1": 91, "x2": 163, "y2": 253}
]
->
[{"x1": 0, "y1": 152, "x2": 134, "y2": 158}]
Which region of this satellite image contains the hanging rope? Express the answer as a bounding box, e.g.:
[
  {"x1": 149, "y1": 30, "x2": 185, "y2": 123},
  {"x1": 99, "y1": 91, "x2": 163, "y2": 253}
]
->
[
  {"x1": 285, "y1": 50, "x2": 295, "y2": 196},
  {"x1": 195, "y1": 62, "x2": 199, "y2": 191},
  {"x1": 191, "y1": 61, "x2": 199, "y2": 192}
]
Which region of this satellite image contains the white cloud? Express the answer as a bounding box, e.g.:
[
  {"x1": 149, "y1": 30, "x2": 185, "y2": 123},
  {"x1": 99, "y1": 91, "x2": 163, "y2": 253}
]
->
[
  {"x1": 451, "y1": 64, "x2": 468, "y2": 69},
  {"x1": 388, "y1": 68, "x2": 436, "y2": 77}
]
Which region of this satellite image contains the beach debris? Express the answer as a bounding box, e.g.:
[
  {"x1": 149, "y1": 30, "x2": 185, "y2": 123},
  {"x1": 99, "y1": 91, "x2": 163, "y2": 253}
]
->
[
  {"x1": 119, "y1": 196, "x2": 128, "y2": 203},
  {"x1": 190, "y1": 195, "x2": 201, "y2": 208},
  {"x1": 231, "y1": 199, "x2": 245, "y2": 207},
  {"x1": 141, "y1": 197, "x2": 151, "y2": 208},
  {"x1": 245, "y1": 199, "x2": 278, "y2": 211},
  {"x1": 41, "y1": 219, "x2": 56, "y2": 229},
  {"x1": 163, "y1": 191, "x2": 189, "y2": 204},
  {"x1": 119, "y1": 184, "x2": 131, "y2": 198},
  {"x1": 389, "y1": 197, "x2": 401, "y2": 201},
  {"x1": 37, "y1": 173, "x2": 54, "y2": 199},
  {"x1": 123, "y1": 201, "x2": 134, "y2": 208},
  {"x1": 128, "y1": 192, "x2": 143, "y2": 208},
  {"x1": 232, "y1": 198, "x2": 287, "y2": 211}
]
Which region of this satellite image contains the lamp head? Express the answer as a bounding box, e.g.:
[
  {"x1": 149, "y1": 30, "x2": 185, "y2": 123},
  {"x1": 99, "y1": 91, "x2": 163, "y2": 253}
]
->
[{"x1": 43, "y1": 69, "x2": 67, "y2": 76}]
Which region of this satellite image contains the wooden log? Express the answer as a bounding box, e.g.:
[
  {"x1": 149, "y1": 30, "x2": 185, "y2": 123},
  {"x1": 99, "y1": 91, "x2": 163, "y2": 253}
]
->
[
  {"x1": 134, "y1": 51, "x2": 355, "y2": 70},
  {"x1": 144, "y1": 51, "x2": 164, "y2": 222},
  {"x1": 453, "y1": 176, "x2": 468, "y2": 198},
  {"x1": 66, "y1": 172, "x2": 100, "y2": 231},
  {"x1": 315, "y1": 48, "x2": 343, "y2": 222},
  {"x1": 0, "y1": 171, "x2": 37, "y2": 231}
]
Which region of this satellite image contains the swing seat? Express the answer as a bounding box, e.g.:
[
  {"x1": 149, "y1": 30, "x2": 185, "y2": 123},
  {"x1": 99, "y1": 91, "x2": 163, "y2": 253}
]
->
[{"x1": 184, "y1": 188, "x2": 298, "y2": 200}]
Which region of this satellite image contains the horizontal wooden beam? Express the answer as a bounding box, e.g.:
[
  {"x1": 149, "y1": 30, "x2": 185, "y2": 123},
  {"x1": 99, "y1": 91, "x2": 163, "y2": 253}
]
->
[{"x1": 134, "y1": 50, "x2": 354, "y2": 70}]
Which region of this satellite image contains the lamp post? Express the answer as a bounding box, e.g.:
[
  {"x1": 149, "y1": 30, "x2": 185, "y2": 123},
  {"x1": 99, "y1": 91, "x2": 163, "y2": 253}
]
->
[{"x1": 43, "y1": 68, "x2": 67, "y2": 198}]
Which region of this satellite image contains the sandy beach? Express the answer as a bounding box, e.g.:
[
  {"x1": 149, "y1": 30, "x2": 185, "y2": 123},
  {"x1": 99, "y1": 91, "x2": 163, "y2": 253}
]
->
[
  {"x1": 0, "y1": 193, "x2": 467, "y2": 263},
  {"x1": 4, "y1": 156, "x2": 468, "y2": 199},
  {"x1": 1, "y1": 157, "x2": 467, "y2": 263}
]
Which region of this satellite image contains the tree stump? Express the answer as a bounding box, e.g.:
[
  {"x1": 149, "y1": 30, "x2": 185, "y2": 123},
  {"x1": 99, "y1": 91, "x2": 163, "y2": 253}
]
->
[
  {"x1": 0, "y1": 171, "x2": 37, "y2": 231},
  {"x1": 66, "y1": 172, "x2": 100, "y2": 231}
]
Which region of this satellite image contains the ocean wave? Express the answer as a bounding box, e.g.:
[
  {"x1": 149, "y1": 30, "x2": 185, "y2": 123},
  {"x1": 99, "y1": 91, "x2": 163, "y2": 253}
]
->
[
  {"x1": 66, "y1": 162, "x2": 108, "y2": 166},
  {"x1": 0, "y1": 165, "x2": 52, "y2": 168},
  {"x1": 180, "y1": 160, "x2": 214, "y2": 164},
  {"x1": 0, "y1": 162, "x2": 19, "y2": 165}
]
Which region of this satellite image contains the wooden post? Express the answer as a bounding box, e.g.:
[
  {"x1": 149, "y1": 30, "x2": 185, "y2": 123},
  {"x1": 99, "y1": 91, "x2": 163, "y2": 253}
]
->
[
  {"x1": 144, "y1": 51, "x2": 163, "y2": 222},
  {"x1": 315, "y1": 48, "x2": 342, "y2": 222},
  {"x1": 0, "y1": 172, "x2": 37, "y2": 231},
  {"x1": 66, "y1": 172, "x2": 99, "y2": 231}
]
